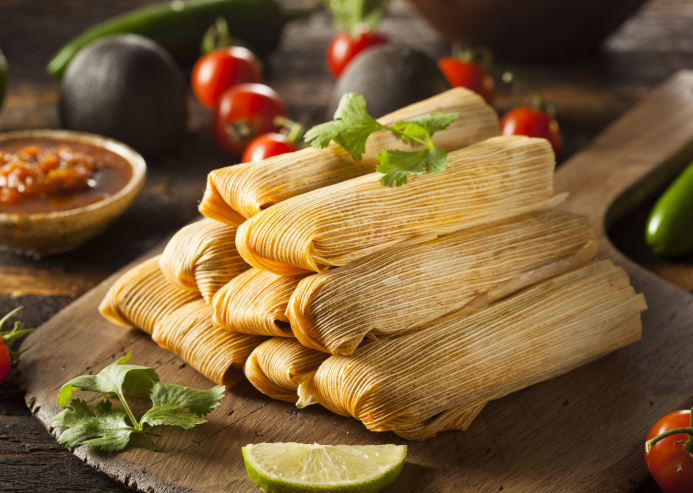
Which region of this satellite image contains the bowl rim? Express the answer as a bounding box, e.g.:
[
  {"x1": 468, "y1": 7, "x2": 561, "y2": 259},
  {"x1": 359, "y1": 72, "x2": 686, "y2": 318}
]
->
[{"x1": 0, "y1": 129, "x2": 147, "y2": 220}]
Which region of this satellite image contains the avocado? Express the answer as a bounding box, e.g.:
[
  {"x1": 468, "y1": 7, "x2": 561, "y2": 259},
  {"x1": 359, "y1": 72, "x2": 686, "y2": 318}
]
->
[
  {"x1": 329, "y1": 44, "x2": 451, "y2": 119},
  {"x1": 60, "y1": 34, "x2": 187, "y2": 157}
]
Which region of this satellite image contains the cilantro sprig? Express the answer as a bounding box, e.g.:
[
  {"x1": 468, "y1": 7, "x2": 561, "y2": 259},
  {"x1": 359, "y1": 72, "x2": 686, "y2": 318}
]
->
[
  {"x1": 327, "y1": 0, "x2": 389, "y2": 37},
  {"x1": 305, "y1": 93, "x2": 459, "y2": 186},
  {"x1": 53, "y1": 353, "x2": 224, "y2": 452}
]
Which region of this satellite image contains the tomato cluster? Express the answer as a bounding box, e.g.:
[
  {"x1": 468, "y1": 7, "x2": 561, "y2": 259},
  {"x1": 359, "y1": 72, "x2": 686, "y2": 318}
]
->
[{"x1": 191, "y1": 48, "x2": 297, "y2": 161}]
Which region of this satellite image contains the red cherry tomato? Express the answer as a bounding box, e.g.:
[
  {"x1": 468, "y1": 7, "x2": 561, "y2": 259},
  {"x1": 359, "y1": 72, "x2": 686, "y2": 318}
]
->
[
  {"x1": 0, "y1": 340, "x2": 9, "y2": 383},
  {"x1": 242, "y1": 133, "x2": 298, "y2": 163},
  {"x1": 327, "y1": 30, "x2": 388, "y2": 78},
  {"x1": 646, "y1": 410, "x2": 693, "y2": 493},
  {"x1": 438, "y1": 58, "x2": 494, "y2": 104},
  {"x1": 192, "y1": 46, "x2": 262, "y2": 109},
  {"x1": 213, "y1": 84, "x2": 287, "y2": 156},
  {"x1": 500, "y1": 106, "x2": 563, "y2": 157}
]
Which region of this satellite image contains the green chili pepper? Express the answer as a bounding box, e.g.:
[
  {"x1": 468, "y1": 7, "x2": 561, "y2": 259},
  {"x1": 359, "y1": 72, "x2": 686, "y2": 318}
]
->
[
  {"x1": 0, "y1": 48, "x2": 7, "y2": 111},
  {"x1": 645, "y1": 160, "x2": 693, "y2": 258},
  {"x1": 47, "y1": 0, "x2": 316, "y2": 78}
]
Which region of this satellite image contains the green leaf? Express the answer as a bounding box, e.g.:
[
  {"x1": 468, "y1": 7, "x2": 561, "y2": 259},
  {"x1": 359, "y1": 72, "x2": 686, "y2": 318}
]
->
[
  {"x1": 53, "y1": 400, "x2": 134, "y2": 452},
  {"x1": 392, "y1": 121, "x2": 430, "y2": 146},
  {"x1": 408, "y1": 113, "x2": 459, "y2": 136},
  {"x1": 376, "y1": 149, "x2": 428, "y2": 186},
  {"x1": 376, "y1": 147, "x2": 451, "y2": 186},
  {"x1": 304, "y1": 93, "x2": 383, "y2": 160},
  {"x1": 326, "y1": 0, "x2": 389, "y2": 35},
  {"x1": 57, "y1": 352, "x2": 159, "y2": 408},
  {"x1": 141, "y1": 383, "x2": 225, "y2": 429},
  {"x1": 424, "y1": 146, "x2": 452, "y2": 174}
]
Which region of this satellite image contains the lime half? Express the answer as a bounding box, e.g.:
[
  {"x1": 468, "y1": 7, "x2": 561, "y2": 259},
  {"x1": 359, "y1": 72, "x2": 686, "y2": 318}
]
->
[{"x1": 242, "y1": 442, "x2": 407, "y2": 493}]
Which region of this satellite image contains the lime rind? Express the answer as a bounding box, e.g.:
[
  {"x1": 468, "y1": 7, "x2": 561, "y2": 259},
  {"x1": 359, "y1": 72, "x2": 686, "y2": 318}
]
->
[{"x1": 242, "y1": 443, "x2": 407, "y2": 493}]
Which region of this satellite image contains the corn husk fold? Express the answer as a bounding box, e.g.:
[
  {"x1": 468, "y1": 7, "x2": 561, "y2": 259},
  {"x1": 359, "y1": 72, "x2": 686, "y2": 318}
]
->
[
  {"x1": 244, "y1": 338, "x2": 330, "y2": 403},
  {"x1": 152, "y1": 299, "x2": 266, "y2": 387},
  {"x1": 98, "y1": 255, "x2": 200, "y2": 334},
  {"x1": 199, "y1": 87, "x2": 500, "y2": 225},
  {"x1": 159, "y1": 218, "x2": 248, "y2": 303},
  {"x1": 236, "y1": 136, "x2": 563, "y2": 276},
  {"x1": 287, "y1": 210, "x2": 597, "y2": 355},
  {"x1": 300, "y1": 261, "x2": 646, "y2": 440},
  {"x1": 212, "y1": 268, "x2": 307, "y2": 337}
]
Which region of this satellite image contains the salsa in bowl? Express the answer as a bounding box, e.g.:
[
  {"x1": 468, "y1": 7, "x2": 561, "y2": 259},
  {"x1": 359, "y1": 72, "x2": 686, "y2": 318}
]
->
[{"x1": 0, "y1": 129, "x2": 146, "y2": 257}]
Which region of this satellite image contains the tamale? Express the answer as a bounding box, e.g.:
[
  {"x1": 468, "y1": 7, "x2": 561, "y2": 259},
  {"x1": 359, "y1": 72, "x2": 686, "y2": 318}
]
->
[
  {"x1": 300, "y1": 261, "x2": 647, "y2": 440},
  {"x1": 152, "y1": 299, "x2": 266, "y2": 387},
  {"x1": 244, "y1": 338, "x2": 329, "y2": 403},
  {"x1": 236, "y1": 136, "x2": 564, "y2": 276},
  {"x1": 98, "y1": 255, "x2": 200, "y2": 334},
  {"x1": 212, "y1": 268, "x2": 307, "y2": 337},
  {"x1": 287, "y1": 210, "x2": 597, "y2": 355},
  {"x1": 159, "y1": 218, "x2": 248, "y2": 303},
  {"x1": 199, "y1": 87, "x2": 500, "y2": 225}
]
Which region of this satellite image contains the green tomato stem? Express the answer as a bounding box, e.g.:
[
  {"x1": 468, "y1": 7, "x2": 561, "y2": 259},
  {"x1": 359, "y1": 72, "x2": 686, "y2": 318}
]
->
[{"x1": 645, "y1": 427, "x2": 693, "y2": 454}]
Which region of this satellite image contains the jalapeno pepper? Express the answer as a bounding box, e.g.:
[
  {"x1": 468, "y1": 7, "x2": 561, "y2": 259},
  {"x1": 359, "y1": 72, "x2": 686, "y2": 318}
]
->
[
  {"x1": 47, "y1": 0, "x2": 313, "y2": 78},
  {"x1": 646, "y1": 160, "x2": 693, "y2": 258}
]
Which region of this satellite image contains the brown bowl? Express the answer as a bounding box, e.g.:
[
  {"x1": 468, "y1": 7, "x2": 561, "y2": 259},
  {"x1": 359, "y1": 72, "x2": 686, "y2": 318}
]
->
[
  {"x1": 0, "y1": 129, "x2": 146, "y2": 257},
  {"x1": 408, "y1": 0, "x2": 648, "y2": 61}
]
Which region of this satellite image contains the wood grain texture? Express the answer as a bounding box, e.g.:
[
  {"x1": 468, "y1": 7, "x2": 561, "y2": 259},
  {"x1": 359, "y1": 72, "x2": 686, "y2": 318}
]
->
[{"x1": 12, "y1": 72, "x2": 693, "y2": 492}]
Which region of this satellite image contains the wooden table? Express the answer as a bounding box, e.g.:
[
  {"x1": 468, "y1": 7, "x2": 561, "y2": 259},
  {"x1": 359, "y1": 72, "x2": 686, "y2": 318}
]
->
[{"x1": 1, "y1": 0, "x2": 691, "y2": 491}]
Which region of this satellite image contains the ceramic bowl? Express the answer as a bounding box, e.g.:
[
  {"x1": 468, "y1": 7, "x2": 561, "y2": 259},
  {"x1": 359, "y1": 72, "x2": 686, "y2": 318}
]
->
[
  {"x1": 408, "y1": 0, "x2": 648, "y2": 61},
  {"x1": 0, "y1": 129, "x2": 146, "y2": 257}
]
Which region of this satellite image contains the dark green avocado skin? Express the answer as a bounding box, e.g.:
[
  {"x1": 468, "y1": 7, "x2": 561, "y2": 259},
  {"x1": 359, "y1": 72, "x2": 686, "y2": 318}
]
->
[
  {"x1": 329, "y1": 44, "x2": 451, "y2": 119},
  {"x1": 60, "y1": 34, "x2": 187, "y2": 157}
]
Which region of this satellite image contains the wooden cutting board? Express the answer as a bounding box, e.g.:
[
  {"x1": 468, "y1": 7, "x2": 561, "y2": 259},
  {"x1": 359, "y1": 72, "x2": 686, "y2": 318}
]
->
[{"x1": 17, "y1": 71, "x2": 693, "y2": 493}]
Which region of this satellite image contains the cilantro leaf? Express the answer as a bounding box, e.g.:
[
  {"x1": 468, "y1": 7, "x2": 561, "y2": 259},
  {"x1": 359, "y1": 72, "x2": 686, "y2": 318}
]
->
[
  {"x1": 376, "y1": 149, "x2": 428, "y2": 186},
  {"x1": 391, "y1": 121, "x2": 429, "y2": 146},
  {"x1": 304, "y1": 93, "x2": 383, "y2": 160},
  {"x1": 53, "y1": 353, "x2": 226, "y2": 453},
  {"x1": 57, "y1": 352, "x2": 159, "y2": 408},
  {"x1": 424, "y1": 146, "x2": 452, "y2": 174},
  {"x1": 54, "y1": 400, "x2": 134, "y2": 452},
  {"x1": 141, "y1": 383, "x2": 225, "y2": 429},
  {"x1": 326, "y1": 0, "x2": 389, "y2": 36},
  {"x1": 376, "y1": 147, "x2": 451, "y2": 186},
  {"x1": 407, "y1": 113, "x2": 459, "y2": 136}
]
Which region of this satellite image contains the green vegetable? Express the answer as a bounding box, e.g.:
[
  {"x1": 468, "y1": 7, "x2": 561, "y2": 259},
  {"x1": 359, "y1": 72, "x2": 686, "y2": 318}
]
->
[
  {"x1": 0, "y1": 307, "x2": 35, "y2": 357},
  {"x1": 0, "y1": 47, "x2": 7, "y2": 112},
  {"x1": 305, "y1": 93, "x2": 458, "y2": 186},
  {"x1": 53, "y1": 353, "x2": 224, "y2": 452},
  {"x1": 47, "y1": 0, "x2": 312, "y2": 78},
  {"x1": 329, "y1": 44, "x2": 451, "y2": 119},
  {"x1": 646, "y1": 161, "x2": 693, "y2": 257},
  {"x1": 327, "y1": 0, "x2": 388, "y2": 36},
  {"x1": 60, "y1": 34, "x2": 187, "y2": 157}
]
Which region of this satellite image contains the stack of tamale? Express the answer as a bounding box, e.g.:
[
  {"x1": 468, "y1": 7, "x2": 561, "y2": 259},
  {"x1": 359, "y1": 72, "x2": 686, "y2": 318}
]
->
[{"x1": 98, "y1": 87, "x2": 647, "y2": 440}]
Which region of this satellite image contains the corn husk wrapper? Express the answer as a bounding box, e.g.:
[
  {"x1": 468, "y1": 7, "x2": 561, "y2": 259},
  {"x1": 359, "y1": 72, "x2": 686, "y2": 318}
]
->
[
  {"x1": 212, "y1": 268, "x2": 307, "y2": 337},
  {"x1": 159, "y1": 218, "x2": 248, "y2": 303},
  {"x1": 199, "y1": 87, "x2": 500, "y2": 225},
  {"x1": 300, "y1": 261, "x2": 647, "y2": 440},
  {"x1": 152, "y1": 299, "x2": 266, "y2": 387},
  {"x1": 98, "y1": 255, "x2": 200, "y2": 334},
  {"x1": 236, "y1": 136, "x2": 564, "y2": 276},
  {"x1": 287, "y1": 210, "x2": 597, "y2": 355},
  {"x1": 244, "y1": 338, "x2": 329, "y2": 403}
]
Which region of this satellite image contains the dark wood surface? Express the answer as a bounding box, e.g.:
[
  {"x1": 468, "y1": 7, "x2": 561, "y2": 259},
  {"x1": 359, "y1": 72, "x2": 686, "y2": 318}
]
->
[{"x1": 2, "y1": 0, "x2": 692, "y2": 491}]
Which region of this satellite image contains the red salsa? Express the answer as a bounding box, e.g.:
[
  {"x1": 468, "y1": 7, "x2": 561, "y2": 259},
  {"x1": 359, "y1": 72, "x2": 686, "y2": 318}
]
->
[{"x1": 0, "y1": 138, "x2": 132, "y2": 214}]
